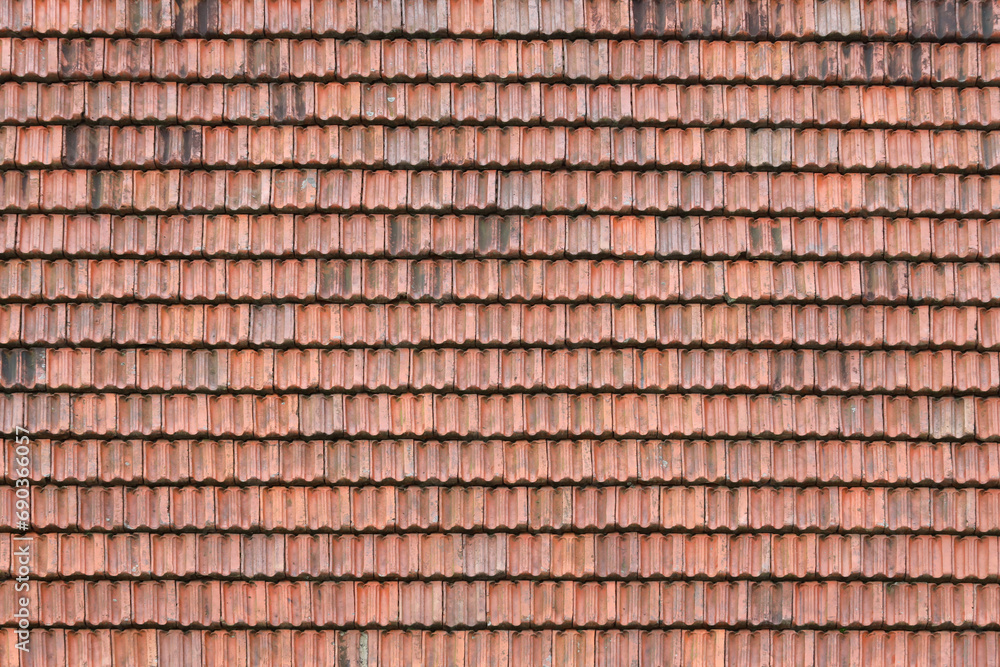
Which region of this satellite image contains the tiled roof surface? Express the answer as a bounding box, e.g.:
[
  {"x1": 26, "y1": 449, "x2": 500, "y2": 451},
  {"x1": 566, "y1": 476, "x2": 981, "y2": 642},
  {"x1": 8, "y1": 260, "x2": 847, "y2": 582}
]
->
[{"x1": 4, "y1": 0, "x2": 1000, "y2": 665}]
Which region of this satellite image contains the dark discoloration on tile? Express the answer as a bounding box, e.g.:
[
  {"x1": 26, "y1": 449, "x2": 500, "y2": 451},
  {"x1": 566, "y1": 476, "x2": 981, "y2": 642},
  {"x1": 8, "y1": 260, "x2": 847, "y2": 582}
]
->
[
  {"x1": 318, "y1": 259, "x2": 356, "y2": 299},
  {"x1": 106, "y1": 40, "x2": 152, "y2": 79},
  {"x1": 174, "y1": 0, "x2": 220, "y2": 37},
  {"x1": 742, "y1": 0, "x2": 768, "y2": 37},
  {"x1": 0, "y1": 349, "x2": 44, "y2": 388},
  {"x1": 64, "y1": 126, "x2": 109, "y2": 168},
  {"x1": 476, "y1": 215, "x2": 520, "y2": 256},
  {"x1": 270, "y1": 84, "x2": 311, "y2": 123},
  {"x1": 909, "y1": 0, "x2": 958, "y2": 39},
  {"x1": 59, "y1": 39, "x2": 102, "y2": 80},
  {"x1": 632, "y1": 0, "x2": 678, "y2": 35},
  {"x1": 156, "y1": 126, "x2": 203, "y2": 166},
  {"x1": 959, "y1": 0, "x2": 995, "y2": 38},
  {"x1": 88, "y1": 171, "x2": 130, "y2": 210},
  {"x1": 841, "y1": 42, "x2": 882, "y2": 83},
  {"x1": 248, "y1": 40, "x2": 287, "y2": 80}
]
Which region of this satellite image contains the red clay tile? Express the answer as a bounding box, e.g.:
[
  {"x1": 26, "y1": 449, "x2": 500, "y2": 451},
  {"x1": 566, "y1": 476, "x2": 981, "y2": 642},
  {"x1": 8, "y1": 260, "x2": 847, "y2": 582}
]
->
[{"x1": 6, "y1": 7, "x2": 1000, "y2": 658}]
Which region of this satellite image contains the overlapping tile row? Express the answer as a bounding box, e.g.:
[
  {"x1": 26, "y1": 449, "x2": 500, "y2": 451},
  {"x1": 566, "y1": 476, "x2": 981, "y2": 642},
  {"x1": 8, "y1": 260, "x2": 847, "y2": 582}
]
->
[
  {"x1": 9, "y1": 168, "x2": 1000, "y2": 216},
  {"x1": 8, "y1": 483, "x2": 1000, "y2": 533},
  {"x1": 5, "y1": 82, "x2": 1000, "y2": 128},
  {"x1": 6, "y1": 302, "x2": 1000, "y2": 350},
  {"x1": 8, "y1": 257, "x2": 1000, "y2": 305},
  {"x1": 4, "y1": 214, "x2": 1000, "y2": 260},
  {"x1": 8, "y1": 346, "x2": 1000, "y2": 395},
  {"x1": 7, "y1": 126, "x2": 1000, "y2": 174},
  {"x1": 6, "y1": 628, "x2": 1000, "y2": 667},
  {"x1": 4, "y1": 530, "x2": 1000, "y2": 581},
  {"x1": 4, "y1": 2, "x2": 1000, "y2": 665},
  {"x1": 1, "y1": 0, "x2": 999, "y2": 41},
  {"x1": 0, "y1": 213, "x2": 1000, "y2": 262},
  {"x1": 2, "y1": 38, "x2": 999, "y2": 86},
  {"x1": 8, "y1": 438, "x2": 1000, "y2": 488},
  {"x1": 7, "y1": 578, "x2": 1000, "y2": 630},
  {"x1": 6, "y1": 391, "x2": 1000, "y2": 439}
]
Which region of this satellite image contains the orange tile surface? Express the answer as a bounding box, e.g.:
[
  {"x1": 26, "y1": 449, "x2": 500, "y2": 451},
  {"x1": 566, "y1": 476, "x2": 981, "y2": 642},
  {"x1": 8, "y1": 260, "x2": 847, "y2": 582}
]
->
[{"x1": 3, "y1": 0, "x2": 1000, "y2": 665}]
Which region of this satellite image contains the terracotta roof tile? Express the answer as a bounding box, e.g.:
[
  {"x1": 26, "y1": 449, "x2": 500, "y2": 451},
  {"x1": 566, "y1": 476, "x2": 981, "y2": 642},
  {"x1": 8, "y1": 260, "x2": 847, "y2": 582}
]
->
[{"x1": 7, "y1": 4, "x2": 1000, "y2": 662}]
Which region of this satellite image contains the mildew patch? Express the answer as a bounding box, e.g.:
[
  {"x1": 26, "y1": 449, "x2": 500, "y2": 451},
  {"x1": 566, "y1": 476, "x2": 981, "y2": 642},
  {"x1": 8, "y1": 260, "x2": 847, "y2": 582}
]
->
[
  {"x1": 631, "y1": 0, "x2": 676, "y2": 35},
  {"x1": 174, "y1": 0, "x2": 220, "y2": 37},
  {"x1": 0, "y1": 349, "x2": 45, "y2": 389}
]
